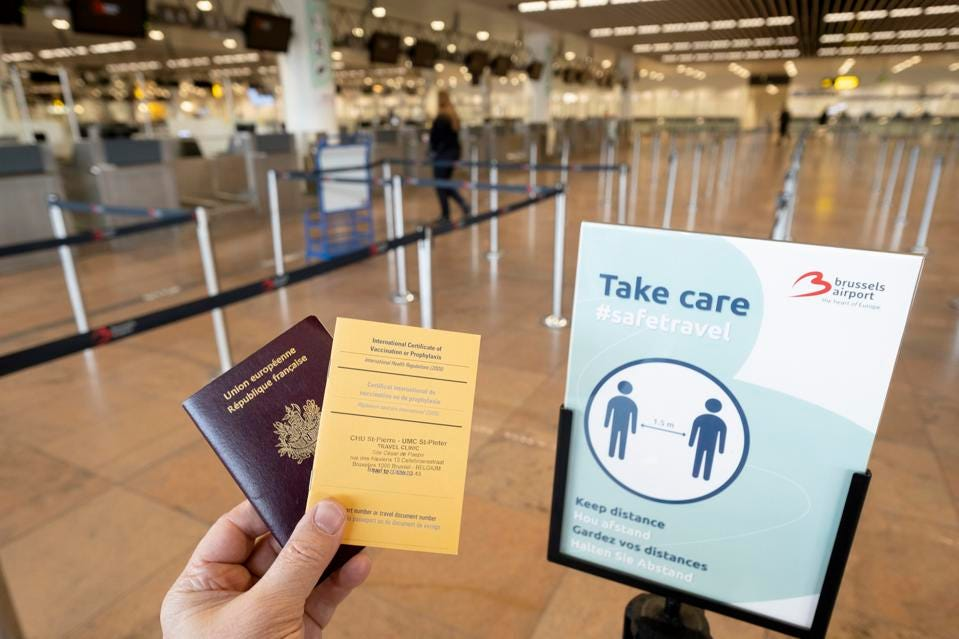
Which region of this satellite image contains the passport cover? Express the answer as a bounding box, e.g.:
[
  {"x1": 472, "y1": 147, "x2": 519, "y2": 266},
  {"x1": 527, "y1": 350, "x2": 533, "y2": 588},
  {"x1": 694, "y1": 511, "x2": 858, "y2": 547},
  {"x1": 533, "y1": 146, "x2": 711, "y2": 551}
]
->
[{"x1": 183, "y1": 316, "x2": 362, "y2": 580}]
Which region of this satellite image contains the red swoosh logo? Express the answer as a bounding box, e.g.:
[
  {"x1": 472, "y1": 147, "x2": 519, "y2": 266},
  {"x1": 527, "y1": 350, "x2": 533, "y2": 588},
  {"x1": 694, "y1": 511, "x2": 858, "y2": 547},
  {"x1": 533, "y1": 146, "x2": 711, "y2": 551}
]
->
[{"x1": 792, "y1": 271, "x2": 832, "y2": 297}]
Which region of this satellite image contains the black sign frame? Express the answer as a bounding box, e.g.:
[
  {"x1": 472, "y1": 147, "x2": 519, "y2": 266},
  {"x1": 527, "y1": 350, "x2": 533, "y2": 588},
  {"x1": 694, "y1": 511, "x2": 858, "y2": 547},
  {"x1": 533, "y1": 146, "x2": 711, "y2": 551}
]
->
[{"x1": 547, "y1": 406, "x2": 871, "y2": 639}]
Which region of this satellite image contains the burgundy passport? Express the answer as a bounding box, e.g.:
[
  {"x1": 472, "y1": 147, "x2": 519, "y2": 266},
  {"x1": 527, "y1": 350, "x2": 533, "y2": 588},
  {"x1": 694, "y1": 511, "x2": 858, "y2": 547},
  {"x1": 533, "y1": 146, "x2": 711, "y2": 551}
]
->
[{"x1": 183, "y1": 316, "x2": 362, "y2": 581}]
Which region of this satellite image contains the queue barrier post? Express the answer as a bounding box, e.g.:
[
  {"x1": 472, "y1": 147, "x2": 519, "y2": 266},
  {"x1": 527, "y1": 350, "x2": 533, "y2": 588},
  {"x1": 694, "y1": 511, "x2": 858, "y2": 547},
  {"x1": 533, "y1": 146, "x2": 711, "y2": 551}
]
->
[
  {"x1": 911, "y1": 155, "x2": 943, "y2": 254},
  {"x1": 603, "y1": 140, "x2": 615, "y2": 222},
  {"x1": 560, "y1": 138, "x2": 571, "y2": 184},
  {"x1": 686, "y1": 143, "x2": 702, "y2": 231},
  {"x1": 544, "y1": 186, "x2": 569, "y2": 329},
  {"x1": 470, "y1": 144, "x2": 480, "y2": 214},
  {"x1": 628, "y1": 132, "x2": 641, "y2": 221},
  {"x1": 267, "y1": 169, "x2": 285, "y2": 277},
  {"x1": 889, "y1": 144, "x2": 921, "y2": 252},
  {"x1": 486, "y1": 163, "x2": 502, "y2": 261},
  {"x1": 194, "y1": 206, "x2": 233, "y2": 373},
  {"x1": 416, "y1": 226, "x2": 434, "y2": 329},
  {"x1": 597, "y1": 137, "x2": 607, "y2": 207},
  {"x1": 48, "y1": 199, "x2": 89, "y2": 333},
  {"x1": 617, "y1": 163, "x2": 628, "y2": 225},
  {"x1": 662, "y1": 149, "x2": 678, "y2": 229},
  {"x1": 390, "y1": 174, "x2": 416, "y2": 303},
  {"x1": 529, "y1": 141, "x2": 538, "y2": 212},
  {"x1": 875, "y1": 140, "x2": 905, "y2": 247}
]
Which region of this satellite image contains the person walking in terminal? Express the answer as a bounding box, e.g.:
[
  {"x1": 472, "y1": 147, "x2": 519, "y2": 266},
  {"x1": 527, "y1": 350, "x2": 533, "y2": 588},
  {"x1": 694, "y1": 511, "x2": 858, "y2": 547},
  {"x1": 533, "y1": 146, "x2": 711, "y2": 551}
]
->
[
  {"x1": 161, "y1": 499, "x2": 371, "y2": 638},
  {"x1": 689, "y1": 399, "x2": 727, "y2": 481},
  {"x1": 604, "y1": 380, "x2": 639, "y2": 460},
  {"x1": 429, "y1": 90, "x2": 470, "y2": 223}
]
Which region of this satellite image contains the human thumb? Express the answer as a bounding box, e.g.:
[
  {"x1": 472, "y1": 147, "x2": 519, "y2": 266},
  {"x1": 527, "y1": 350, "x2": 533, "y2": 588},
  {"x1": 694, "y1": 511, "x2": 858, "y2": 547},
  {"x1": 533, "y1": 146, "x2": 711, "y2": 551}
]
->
[{"x1": 254, "y1": 499, "x2": 346, "y2": 601}]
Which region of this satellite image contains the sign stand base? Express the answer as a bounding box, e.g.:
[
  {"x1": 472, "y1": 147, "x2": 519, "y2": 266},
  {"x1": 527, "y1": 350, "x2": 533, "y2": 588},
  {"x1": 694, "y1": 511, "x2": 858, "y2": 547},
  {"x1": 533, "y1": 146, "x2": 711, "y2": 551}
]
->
[{"x1": 623, "y1": 594, "x2": 711, "y2": 639}]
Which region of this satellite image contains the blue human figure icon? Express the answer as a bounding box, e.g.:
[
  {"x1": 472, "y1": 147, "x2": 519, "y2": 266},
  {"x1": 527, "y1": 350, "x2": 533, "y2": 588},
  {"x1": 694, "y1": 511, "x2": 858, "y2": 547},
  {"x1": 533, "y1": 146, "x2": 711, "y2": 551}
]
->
[
  {"x1": 604, "y1": 380, "x2": 638, "y2": 460},
  {"x1": 688, "y1": 398, "x2": 727, "y2": 481}
]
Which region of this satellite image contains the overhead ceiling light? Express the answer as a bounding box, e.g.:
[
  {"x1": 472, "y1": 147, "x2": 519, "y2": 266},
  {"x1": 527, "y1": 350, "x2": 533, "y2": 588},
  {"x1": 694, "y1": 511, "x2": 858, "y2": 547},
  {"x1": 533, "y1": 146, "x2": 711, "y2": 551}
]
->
[
  {"x1": 446, "y1": 43, "x2": 457, "y2": 53},
  {"x1": 600, "y1": 58, "x2": 612, "y2": 69},
  {"x1": 891, "y1": 7, "x2": 922, "y2": 17},
  {"x1": 352, "y1": 27, "x2": 365, "y2": 38},
  {"x1": 838, "y1": 57, "x2": 855, "y2": 74},
  {"x1": 431, "y1": 20, "x2": 445, "y2": 31},
  {"x1": 223, "y1": 37, "x2": 238, "y2": 49},
  {"x1": 1, "y1": 51, "x2": 33, "y2": 63},
  {"x1": 823, "y1": 12, "x2": 854, "y2": 22},
  {"x1": 547, "y1": 0, "x2": 577, "y2": 8},
  {"x1": 784, "y1": 60, "x2": 798, "y2": 77},
  {"x1": 196, "y1": 0, "x2": 213, "y2": 12},
  {"x1": 148, "y1": 29, "x2": 165, "y2": 41},
  {"x1": 564, "y1": 50, "x2": 576, "y2": 60},
  {"x1": 434, "y1": 62, "x2": 444, "y2": 72},
  {"x1": 403, "y1": 36, "x2": 415, "y2": 46},
  {"x1": 371, "y1": 6, "x2": 386, "y2": 18},
  {"x1": 766, "y1": 84, "x2": 779, "y2": 94},
  {"x1": 52, "y1": 18, "x2": 71, "y2": 30},
  {"x1": 331, "y1": 50, "x2": 342, "y2": 60},
  {"x1": 476, "y1": 30, "x2": 490, "y2": 41}
]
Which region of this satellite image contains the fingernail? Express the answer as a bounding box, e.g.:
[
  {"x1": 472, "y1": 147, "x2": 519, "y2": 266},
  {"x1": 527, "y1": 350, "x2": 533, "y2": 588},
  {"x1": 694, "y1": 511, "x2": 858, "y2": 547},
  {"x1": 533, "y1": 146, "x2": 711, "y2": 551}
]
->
[{"x1": 313, "y1": 500, "x2": 345, "y2": 534}]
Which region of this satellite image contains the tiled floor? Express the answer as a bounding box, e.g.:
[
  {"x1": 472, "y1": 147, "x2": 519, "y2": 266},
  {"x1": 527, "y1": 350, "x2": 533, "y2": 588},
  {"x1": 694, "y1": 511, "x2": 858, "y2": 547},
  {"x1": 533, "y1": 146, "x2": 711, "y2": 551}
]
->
[{"x1": 1, "y1": 130, "x2": 957, "y2": 638}]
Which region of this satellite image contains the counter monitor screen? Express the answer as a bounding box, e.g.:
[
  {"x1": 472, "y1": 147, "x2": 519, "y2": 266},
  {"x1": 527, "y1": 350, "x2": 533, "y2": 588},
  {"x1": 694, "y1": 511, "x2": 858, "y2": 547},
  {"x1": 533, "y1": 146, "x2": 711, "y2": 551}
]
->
[
  {"x1": 527, "y1": 61, "x2": 543, "y2": 81},
  {"x1": 464, "y1": 51, "x2": 489, "y2": 76},
  {"x1": 0, "y1": 1, "x2": 24, "y2": 26},
  {"x1": 369, "y1": 32, "x2": 401, "y2": 64},
  {"x1": 409, "y1": 41, "x2": 438, "y2": 68},
  {"x1": 490, "y1": 55, "x2": 512, "y2": 76},
  {"x1": 69, "y1": 0, "x2": 146, "y2": 37},
  {"x1": 243, "y1": 10, "x2": 293, "y2": 52}
]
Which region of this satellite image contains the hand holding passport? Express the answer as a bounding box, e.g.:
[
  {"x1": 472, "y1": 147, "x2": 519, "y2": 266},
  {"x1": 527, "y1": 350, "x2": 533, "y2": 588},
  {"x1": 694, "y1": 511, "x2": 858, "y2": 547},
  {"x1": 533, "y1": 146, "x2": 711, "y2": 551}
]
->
[{"x1": 183, "y1": 316, "x2": 480, "y2": 583}]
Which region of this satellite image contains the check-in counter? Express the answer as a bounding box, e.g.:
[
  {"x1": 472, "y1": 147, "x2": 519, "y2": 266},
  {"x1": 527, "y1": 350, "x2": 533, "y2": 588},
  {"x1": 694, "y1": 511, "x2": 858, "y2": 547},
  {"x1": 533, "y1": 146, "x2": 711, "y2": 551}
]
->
[
  {"x1": 0, "y1": 143, "x2": 64, "y2": 272},
  {"x1": 65, "y1": 138, "x2": 180, "y2": 209},
  {"x1": 250, "y1": 133, "x2": 299, "y2": 214}
]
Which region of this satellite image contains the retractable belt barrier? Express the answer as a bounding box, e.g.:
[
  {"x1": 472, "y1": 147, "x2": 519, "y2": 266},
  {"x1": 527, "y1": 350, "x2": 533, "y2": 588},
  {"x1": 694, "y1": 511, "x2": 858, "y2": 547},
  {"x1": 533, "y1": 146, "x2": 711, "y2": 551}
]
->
[
  {"x1": 0, "y1": 186, "x2": 563, "y2": 377},
  {"x1": 0, "y1": 233, "x2": 421, "y2": 376}
]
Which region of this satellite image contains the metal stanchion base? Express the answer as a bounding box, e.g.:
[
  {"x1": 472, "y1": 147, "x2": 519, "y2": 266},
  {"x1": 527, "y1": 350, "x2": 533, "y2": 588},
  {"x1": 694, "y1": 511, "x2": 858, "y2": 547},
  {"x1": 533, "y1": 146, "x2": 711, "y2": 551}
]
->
[
  {"x1": 623, "y1": 595, "x2": 711, "y2": 639},
  {"x1": 485, "y1": 250, "x2": 503, "y2": 261},
  {"x1": 543, "y1": 314, "x2": 569, "y2": 329},
  {"x1": 391, "y1": 291, "x2": 416, "y2": 304}
]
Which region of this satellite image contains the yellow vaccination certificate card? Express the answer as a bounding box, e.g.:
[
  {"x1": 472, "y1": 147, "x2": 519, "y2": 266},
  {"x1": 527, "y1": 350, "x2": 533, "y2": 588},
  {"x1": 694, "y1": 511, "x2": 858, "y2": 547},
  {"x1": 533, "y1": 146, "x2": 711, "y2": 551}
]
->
[{"x1": 307, "y1": 317, "x2": 481, "y2": 554}]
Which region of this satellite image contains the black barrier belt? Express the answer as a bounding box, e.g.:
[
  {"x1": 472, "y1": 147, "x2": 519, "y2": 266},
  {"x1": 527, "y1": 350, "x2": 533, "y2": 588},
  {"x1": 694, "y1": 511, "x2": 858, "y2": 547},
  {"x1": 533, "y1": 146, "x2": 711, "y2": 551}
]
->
[
  {"x1": 54, "y1": 199, "x2": 195, "y2": 219},
  {"x1": 0, "y1": 232, "x2": 423, "y2": 376},
  {"x1": 431, "y1": 186, "x2": 564, "y2": 237},
  {"x1": 387, "y1": 158, "x2": 626, "y2": 172},
  {"x1": 279, "y1": 160, "x2": 386, "y2": 181},
  {"x1": 0, "y1": 213, "x2": 196, "y2": 259}
]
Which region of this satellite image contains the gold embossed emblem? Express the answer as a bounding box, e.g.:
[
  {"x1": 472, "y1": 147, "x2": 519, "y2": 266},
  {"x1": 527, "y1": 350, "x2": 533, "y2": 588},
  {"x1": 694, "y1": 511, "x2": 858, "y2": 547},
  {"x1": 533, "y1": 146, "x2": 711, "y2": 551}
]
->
[{"x1": 273, "y1": 400, "x2": 320, "y2": 463}]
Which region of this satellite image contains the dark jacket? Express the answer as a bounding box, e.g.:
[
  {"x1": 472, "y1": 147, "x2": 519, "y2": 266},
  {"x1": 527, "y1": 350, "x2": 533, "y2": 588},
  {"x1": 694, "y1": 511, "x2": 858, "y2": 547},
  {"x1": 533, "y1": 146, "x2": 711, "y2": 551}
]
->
[{"x1": 429, "y1": 114, "x2": 461, "y2": 161}]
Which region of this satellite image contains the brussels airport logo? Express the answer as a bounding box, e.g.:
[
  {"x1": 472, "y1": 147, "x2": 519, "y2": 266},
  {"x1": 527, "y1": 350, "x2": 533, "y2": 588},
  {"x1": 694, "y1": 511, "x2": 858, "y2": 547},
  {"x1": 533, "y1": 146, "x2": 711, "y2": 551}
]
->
[{"x1": 790, "y1": 270, "x2": 885, "y2": 310}]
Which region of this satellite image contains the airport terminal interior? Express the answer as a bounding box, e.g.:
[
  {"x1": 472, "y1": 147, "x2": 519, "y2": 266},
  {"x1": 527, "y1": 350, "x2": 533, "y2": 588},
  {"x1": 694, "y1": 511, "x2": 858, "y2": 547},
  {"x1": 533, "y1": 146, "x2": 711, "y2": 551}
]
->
[{"x1": 1, "y1": 0, "x2": 958, "y2": 638}]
